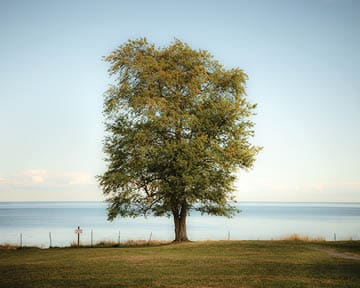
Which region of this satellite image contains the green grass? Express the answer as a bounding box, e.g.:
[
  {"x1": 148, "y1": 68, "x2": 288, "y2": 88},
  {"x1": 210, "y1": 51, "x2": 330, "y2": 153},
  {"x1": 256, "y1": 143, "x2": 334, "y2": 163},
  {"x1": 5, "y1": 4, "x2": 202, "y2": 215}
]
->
[
  {"x1": 0, "y1": 241, "x2": 359, "y2": 288},
  {"x1": 316, "y1": 241, "x2": 360, "y2": 255}
]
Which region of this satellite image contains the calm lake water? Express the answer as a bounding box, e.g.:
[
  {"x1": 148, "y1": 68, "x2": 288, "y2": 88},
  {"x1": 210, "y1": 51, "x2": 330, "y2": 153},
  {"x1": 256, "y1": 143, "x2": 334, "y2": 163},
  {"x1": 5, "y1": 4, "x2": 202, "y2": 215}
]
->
[{"x1": 0, "y1": 202, "x2": 359, "y2": 247}]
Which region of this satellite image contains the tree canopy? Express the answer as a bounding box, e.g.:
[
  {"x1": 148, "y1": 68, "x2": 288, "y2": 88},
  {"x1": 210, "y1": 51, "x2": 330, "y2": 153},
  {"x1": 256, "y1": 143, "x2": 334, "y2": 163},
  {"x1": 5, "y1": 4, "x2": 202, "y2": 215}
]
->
[{"x1": 98, "y1": 38, "x2": 260, "y2": 241}]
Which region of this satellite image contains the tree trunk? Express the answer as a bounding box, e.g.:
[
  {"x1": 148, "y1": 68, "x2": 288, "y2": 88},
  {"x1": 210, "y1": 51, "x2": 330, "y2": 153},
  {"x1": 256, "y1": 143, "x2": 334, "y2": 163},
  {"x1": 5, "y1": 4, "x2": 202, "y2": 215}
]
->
[{"x1": 173, "y1": 206, "x2": 189, "y2": 242}]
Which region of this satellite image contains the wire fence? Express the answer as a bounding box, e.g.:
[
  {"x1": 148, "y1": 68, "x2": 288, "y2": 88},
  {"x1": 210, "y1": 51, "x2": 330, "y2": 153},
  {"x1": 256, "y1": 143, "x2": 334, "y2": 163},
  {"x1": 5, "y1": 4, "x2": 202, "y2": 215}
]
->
[
  {"x1": 0, "y1": 228, "x2": 176, "y2": 248},
  {"x1": 1, "y1": 228, "x2": 354, "y2": 248}
]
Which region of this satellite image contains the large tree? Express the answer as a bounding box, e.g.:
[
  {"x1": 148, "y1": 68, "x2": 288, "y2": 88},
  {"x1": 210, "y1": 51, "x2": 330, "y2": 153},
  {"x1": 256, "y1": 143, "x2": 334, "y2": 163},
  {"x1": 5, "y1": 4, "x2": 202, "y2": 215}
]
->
[{"x1": 98, "y1": 38, "x2": 260, "y2": 241}]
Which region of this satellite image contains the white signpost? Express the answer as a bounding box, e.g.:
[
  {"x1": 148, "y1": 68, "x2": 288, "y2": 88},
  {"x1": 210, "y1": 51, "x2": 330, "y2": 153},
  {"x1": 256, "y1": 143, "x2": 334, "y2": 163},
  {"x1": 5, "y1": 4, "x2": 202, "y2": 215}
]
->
[{"x1": 75, "y1": 226, "x2": 83, "y2": 247}]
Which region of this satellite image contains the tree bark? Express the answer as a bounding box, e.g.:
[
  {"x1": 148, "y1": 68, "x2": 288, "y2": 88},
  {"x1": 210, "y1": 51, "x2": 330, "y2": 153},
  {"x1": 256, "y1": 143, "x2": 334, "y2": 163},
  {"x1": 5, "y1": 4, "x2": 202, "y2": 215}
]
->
[{"x1": 173, "y1": 206, "x2": 189, "y2": 242}]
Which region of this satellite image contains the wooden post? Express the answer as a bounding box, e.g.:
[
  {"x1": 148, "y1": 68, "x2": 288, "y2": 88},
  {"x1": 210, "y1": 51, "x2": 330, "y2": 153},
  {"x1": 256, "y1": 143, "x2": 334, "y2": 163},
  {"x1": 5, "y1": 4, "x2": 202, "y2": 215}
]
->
[
  {"x1": 75, "y1": 226, "x2": 83, "y2": 248},
  {"x1": 149, "y1": 232, "x2": 152, "y2": 244},
  {"x1": 77, "y1": 228, "x2": 80, "y2": 247},
  {"x1": 91, "y1": 230, "x2": 93, "y2": 247},
  {"x1": 49, "y1": 232, "x2": 52, "y2": 248}
]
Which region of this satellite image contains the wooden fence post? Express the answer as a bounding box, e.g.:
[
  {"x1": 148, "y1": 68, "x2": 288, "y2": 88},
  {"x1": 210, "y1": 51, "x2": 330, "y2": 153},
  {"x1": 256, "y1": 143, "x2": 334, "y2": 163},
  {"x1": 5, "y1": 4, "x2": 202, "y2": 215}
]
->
[
  {"x1": 91, "y1": 230, "x2": 93, "y2": 247},
  {"x1": 149, "y1": 232, "x2": 152, "y2": 244}
]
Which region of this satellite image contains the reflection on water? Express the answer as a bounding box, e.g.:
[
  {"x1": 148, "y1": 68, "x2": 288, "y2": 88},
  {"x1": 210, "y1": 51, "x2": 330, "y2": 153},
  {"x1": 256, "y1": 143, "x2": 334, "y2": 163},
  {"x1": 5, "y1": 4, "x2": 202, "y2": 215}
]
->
[{"x1": 0, "y1": 202, "x2": 359, "y2": 247}]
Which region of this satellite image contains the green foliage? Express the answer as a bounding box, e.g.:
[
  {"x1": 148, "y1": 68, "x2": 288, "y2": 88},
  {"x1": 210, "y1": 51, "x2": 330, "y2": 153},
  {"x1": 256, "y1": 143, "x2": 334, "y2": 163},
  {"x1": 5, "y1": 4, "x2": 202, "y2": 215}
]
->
[{"x1": 98, "y1": 38, "x2": 261, "y2": 221}]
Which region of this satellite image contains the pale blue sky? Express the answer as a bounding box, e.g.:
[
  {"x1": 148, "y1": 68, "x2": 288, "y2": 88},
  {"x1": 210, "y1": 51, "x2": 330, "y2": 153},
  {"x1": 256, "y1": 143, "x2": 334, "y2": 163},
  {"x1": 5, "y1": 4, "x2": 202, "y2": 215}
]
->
[{"x1": 0, "y1": 0, "x2": 359, "y2": 201}]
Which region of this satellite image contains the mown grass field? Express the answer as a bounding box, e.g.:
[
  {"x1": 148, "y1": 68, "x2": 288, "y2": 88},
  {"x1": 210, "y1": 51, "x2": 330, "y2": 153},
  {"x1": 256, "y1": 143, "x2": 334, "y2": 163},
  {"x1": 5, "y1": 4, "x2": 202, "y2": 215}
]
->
[{"x1": 0, "y1": 241, "x2": 359, "y2": 288}]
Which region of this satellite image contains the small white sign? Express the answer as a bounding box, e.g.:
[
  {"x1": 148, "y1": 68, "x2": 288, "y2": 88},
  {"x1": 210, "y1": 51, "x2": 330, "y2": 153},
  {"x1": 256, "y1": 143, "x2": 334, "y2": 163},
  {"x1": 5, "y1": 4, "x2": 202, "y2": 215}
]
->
[{"x1": 75, "y1": 227, "x2": 83, "y2": 234}]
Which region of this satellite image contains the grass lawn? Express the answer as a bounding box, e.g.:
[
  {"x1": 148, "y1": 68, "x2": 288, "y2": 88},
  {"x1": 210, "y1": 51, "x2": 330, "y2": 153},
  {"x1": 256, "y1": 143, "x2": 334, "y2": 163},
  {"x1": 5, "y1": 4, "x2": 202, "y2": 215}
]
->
[{"x1": 0, "y1": 241, "x2": 359, "y2": 288}]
